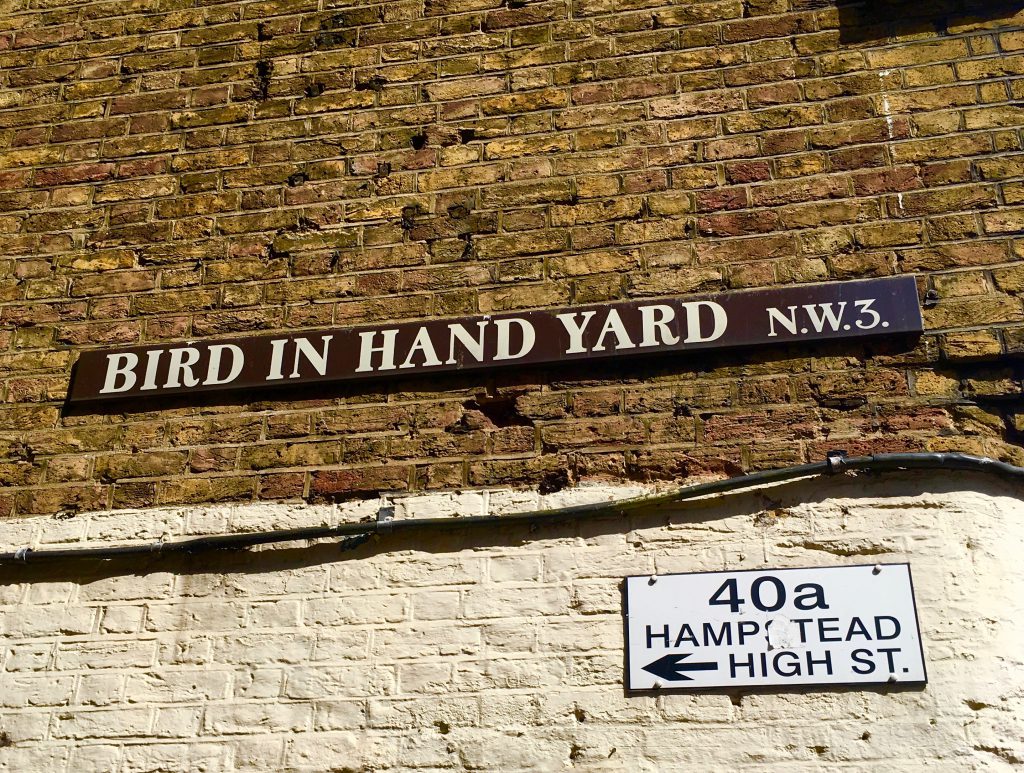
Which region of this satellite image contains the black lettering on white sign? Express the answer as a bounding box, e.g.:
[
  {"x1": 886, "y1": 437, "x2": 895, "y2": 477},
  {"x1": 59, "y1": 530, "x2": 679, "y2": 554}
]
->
[{"x1": 624, "y1": 564, "x2": 927, "y2": 691}]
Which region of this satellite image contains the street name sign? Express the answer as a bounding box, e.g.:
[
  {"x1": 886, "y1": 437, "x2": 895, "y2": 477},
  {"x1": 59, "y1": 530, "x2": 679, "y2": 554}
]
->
[
  {"x1": 66, "y1": 275, "x2": 922, "y2": 404},
  {"x1": 624, "y1": 564, "x2": 926, "y2": 691}
]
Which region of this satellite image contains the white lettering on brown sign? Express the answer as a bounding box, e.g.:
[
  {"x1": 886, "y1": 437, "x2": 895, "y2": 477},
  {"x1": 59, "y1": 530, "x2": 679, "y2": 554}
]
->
[{"x1": 70, "y1": 276, "x2": 923, "y2": 404}]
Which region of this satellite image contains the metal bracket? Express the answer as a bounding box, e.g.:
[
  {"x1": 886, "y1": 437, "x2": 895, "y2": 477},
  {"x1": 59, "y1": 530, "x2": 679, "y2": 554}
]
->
[
  {"x1": 376, "y1": 503, "x2": 396, "y2": 534},
  {"x1": 825, "y1": 450, "x2": 848, "y2": 475}
]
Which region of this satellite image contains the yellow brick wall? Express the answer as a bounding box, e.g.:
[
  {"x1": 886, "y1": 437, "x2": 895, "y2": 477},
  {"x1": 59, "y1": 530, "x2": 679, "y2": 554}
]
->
[{"x1": 3, "y1": 2, "x2": 1024, "y2": 515}]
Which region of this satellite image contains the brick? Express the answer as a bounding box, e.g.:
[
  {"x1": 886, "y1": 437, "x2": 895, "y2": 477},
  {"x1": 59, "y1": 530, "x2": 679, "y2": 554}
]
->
[
  {"x1": 204, "y1": 703, "x2": 313, "y2": 735},
  {"x1": 158, "y1": 476, "x2": 254, "y2": 505},
  {"x1": 310, "y1": 466, "x2": 412, "y2": 500},
  {"x1": 924, "y1": 295, "x2": 1023, "y2": 329},
  {"x1": 942, "y1": 329, "x2": 1003, "y2": 360},
  {"x1": 52, "y1": 709, "x2": 152, "y2": 740},
  {"x1": 55, "y1": 641, "x2": 156, "y2": 671},
  {"x1": 16, "y1": 485, "x2": 109, "y2": 516},
  {"x1": 540, "y1": 417, "x2": 647, "y2": 450},
  {"x1": 239, "y1": 441, "x2": 342, "y2": 470},
  {"x1": 94, "y1": 451, "x2": 188, "y2": 481},
  {"x1": 34, "y1": 163, "x2": 116, "y2": 187},
  {"x1": 649, "y1": 90, "x2": 744, "y2": 119}
]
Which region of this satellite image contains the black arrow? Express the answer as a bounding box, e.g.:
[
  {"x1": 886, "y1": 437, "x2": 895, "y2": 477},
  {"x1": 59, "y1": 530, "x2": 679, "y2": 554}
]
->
[{"x1": 641, "y1": 653, "x2": 719, "y2": 682}]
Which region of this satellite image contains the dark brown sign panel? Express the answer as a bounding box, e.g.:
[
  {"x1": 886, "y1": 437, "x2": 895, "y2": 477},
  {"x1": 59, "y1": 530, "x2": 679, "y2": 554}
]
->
[{"x1": 67, "y1": 276, "x2": 922, "y2": 404}]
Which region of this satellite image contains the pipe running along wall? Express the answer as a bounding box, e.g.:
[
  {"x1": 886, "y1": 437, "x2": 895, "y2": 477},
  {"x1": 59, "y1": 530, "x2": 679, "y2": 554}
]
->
[{"x1": 1, "y1": 452, "x2": 1022, "y2": 567}]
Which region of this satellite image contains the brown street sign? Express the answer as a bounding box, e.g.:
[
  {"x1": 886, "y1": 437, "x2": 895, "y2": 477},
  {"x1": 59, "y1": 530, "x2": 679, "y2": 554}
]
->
[{"x1": 66, "y1": 276, "x2": 923, "y2": 405}]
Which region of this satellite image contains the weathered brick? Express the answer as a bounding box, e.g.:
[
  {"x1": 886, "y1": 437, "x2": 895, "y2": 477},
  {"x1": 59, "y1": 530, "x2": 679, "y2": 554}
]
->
[
  {"x1": 158, "y1": 476, "x2": 254, "y2": 505},
  {"x1": 94, "y1": 451, "x2": 189, "y2": 481},
  {"x1": 240, "y1": 441, "x2": 343, "y2": 471},
  {"x1": 310, "y1": 466, "x2": 412, "y2": 500}
]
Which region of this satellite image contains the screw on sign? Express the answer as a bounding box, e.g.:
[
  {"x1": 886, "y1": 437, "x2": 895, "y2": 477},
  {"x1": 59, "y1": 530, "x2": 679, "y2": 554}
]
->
[{"x1": 624, "y1": 564, "x2": 927, "y2": 691}]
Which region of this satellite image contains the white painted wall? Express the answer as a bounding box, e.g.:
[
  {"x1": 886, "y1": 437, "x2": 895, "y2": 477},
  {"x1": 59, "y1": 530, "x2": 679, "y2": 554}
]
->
[{"x1": 1, "y1": 472, "x2": 1022, "y2": 771}]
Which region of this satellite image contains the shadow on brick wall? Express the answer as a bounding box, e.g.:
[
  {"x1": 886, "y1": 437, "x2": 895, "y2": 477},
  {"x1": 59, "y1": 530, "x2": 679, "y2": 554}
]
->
[
  {"x1": 837, "y1": 0, "x2": 1024, "y2": 45},
  {"x1": 1, "y1": 471, "x2": 1017, "y2": 584}
]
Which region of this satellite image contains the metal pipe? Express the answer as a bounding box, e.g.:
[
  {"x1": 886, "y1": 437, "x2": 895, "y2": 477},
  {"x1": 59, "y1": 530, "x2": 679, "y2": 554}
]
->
[{"x1": 1, "y1": 452, "x2": 1022, "y2": 566}]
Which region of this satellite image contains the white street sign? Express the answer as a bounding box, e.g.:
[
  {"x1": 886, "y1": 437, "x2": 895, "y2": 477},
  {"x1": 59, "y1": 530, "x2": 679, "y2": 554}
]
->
[{"x1": 625, "y1": 564, "x2": 927, "y2": 691}]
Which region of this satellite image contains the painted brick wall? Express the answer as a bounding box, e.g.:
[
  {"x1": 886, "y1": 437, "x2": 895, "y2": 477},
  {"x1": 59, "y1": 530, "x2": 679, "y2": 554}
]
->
[
  {"x1": 1, "y1": 476, "x2": 1022, "y2": 769},
  {"x1": 3, "y1": 2, "x2": 1024, "y2": 517}
]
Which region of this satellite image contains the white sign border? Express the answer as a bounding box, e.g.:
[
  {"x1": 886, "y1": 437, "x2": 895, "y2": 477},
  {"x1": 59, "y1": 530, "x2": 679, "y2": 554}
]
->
[{"x1": 623, "y1": 562, "x2": 928, "y2": 693}]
